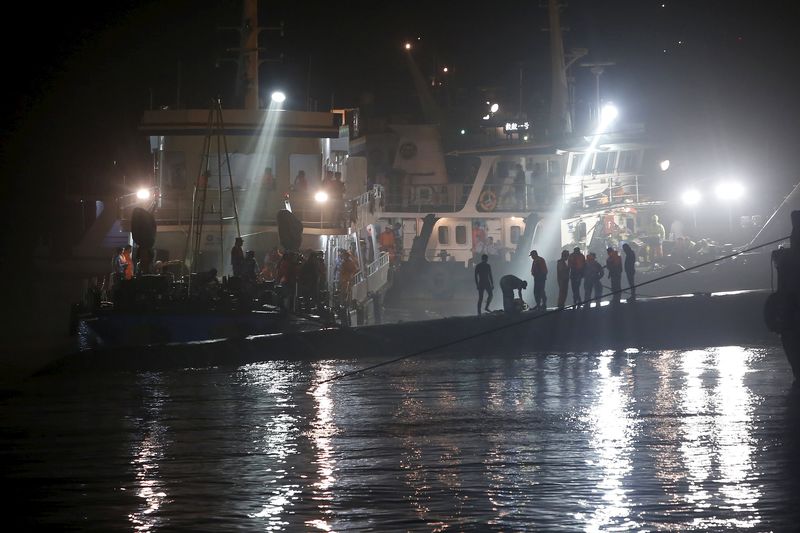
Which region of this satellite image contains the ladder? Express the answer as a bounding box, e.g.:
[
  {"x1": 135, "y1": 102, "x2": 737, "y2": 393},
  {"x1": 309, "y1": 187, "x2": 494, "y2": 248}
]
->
[{"x1": 184, "y1": 98, "x2": 242, "y2": 274}]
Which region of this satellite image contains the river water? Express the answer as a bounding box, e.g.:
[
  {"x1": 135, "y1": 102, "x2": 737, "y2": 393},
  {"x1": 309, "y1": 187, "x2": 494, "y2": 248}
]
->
[{"x1": 2, "y1": 346, "x2": 800, "y2": 531}]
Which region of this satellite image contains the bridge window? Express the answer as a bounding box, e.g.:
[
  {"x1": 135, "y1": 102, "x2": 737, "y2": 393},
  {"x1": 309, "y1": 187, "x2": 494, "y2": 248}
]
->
[
  {"x1": 569, "y1": 154, "x2": 585, "y2": 176},
  {"x1": 593, "y1": 152, "x2": 616, "y2": 174},
  {"x1": 438, "y1": 226, "x2": 450, "y2": 245},
  {"x1": 617, "y1": 150, "x2": 640, "y2": 173},
  {"x1": 510, "y1": 225, "x2": 521, "y2": 244},
  {"x1": 455, "y1": 225, "x2": 467, "y2": 244}
]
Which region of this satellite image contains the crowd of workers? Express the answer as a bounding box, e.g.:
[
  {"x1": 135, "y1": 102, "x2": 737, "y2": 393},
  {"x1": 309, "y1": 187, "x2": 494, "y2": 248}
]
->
[
  {"x1": 474, "y1": 244, "x2": 638, "y2": 315},
  {"x1": 229, "y1": 236, "x2": 360, "y2": 314}
]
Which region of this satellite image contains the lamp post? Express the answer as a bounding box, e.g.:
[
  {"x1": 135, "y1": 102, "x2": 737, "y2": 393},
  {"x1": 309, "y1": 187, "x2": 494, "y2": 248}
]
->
[
  {"x1": 314, "y1": 190, "x2": 328, "y2": 229},
  {"x1": 681, "y1": 188, "x2": 701, "y2": 232},
  {"x1": 715, "y1": 181, "x2": 744, "y2": 238}
]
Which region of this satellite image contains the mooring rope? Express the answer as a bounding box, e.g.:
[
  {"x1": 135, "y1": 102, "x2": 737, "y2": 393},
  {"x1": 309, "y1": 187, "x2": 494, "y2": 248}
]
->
[{"x1": 316, "y1": 234, "x2": 790, "y2": 385}]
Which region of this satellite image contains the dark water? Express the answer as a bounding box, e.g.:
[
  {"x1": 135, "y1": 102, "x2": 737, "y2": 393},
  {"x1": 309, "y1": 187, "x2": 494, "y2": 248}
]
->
[{"x1": 3, "y1": 346, "x2": 800, "y2": 531}]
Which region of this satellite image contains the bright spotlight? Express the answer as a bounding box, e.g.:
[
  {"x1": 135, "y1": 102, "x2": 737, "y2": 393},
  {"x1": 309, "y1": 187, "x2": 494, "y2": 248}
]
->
[
  {"x1": 403, "y1": 42, "x2": 412, "y2": 50},
  {"x1": 136, "y1": 188, "x2": 151, "y2": 200},
  {"x1": 314, "y1": 190, "x2": 329, "y2": 204},
  {"x1": 715, "y1": 181, "x2": 744, "y2": 201},
  {"x1": 681, "y1": 189, "x2": 701, "y2": 206},
  {"x1": 490, "y1": 103, "x2": 499, "y2": 113},
  {"x1": 460, "y1": 129, "x2": 466, "y2": 135},
  {"x1": 271, "y1": 91, "x2": 286, "y2": 103},
  {"x1": 442, "y1": 66, "x2": 448, "y2": 73},
  {"x1": 600, "y1": 103, "x2": 619, "y2": 123},
  {"x1": 660, "y1": 159, "x2": 671, "y2": 171}
]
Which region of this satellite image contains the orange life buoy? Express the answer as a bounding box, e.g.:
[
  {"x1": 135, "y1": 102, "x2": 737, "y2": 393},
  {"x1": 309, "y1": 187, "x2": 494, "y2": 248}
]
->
[{"x1": 478, "y1": 190, "x2": 497, "y2": 211}]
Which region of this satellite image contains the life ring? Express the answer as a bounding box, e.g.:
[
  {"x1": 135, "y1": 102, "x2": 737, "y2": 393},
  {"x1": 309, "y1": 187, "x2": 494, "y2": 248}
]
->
[{"x1": 478, "y1": 190, "x2": 497, "y2": 211}]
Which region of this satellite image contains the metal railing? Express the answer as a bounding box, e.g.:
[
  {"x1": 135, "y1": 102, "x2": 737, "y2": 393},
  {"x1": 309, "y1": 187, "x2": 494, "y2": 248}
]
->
[{"x1": 383, "y1": 183, "x2": 472, "y2": 212}]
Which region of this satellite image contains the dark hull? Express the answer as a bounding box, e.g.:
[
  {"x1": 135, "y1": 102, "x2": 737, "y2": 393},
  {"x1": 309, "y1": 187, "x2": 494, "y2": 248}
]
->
[
  {"x1": 49, "y1": 290, "x2": 779, "y2": 374},
  {"x1": 80, "y1": 308, "x2": 322, "y2": 348}
]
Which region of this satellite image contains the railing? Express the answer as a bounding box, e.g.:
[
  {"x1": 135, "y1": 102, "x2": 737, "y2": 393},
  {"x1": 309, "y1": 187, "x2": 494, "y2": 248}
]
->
[
  {"x1": 383, "y1": 183, "x2": 471, "y2": 213},
  {"x1": 565, "y1": 173, "x2": 644, "y2": 209},
  {"x1": 473, "y1": 183, "x2": 541, "y2": 212},
  {"x1": 352, "y1": 251, "x2": 391, "y2": 302}
]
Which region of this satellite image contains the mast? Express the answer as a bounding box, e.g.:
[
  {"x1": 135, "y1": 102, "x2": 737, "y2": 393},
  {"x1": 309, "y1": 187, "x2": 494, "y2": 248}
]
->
[
  {"x1": 240, "y1": 0, "x2": 259, "y2": 110},
  {"x1": 548, "y1": 0, "x2": 571, "y2": 139}
]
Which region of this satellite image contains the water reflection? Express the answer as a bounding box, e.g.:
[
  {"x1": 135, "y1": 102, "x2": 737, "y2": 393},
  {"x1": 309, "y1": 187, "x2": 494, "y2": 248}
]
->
[
  {"x1": 583, "y1": 353, "x2": 638, "y2": 531},
  {"x1": 3, "y1": 346, "x2": 794, "y2": 530},
  {"x1": 128, "y1": 373, "x2": 169, "y2": 532},
  {"x1": 306, "y1": 364, "x2": 338, "y2": 531}
]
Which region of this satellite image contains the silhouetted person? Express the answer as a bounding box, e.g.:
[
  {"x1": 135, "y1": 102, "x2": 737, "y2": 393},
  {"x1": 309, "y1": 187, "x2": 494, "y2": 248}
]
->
[
  {"x1": 583, "y1": 252, "x2": 603, "y2": 306},
  {"x1": 568, "y1": 247, "x2": 586, "y2": 306},
  {"x1": 529, "y1": 250, "x2": 548, "y2": 310},
  {"x1": 623, "y1": 243, "x2": 636, "y2": 302},
  {"x1": 231, "y1": 236, "x2": 244, "y2": 277},
  {"x1": 606, "y1": 247, "x2": 623, "y2": 304},
  {"x1": 556, "y1": 250, "x2": 570, "y2": 309},
  {"x1": 242, "y1": 250, "x2": 259, "y2": 285},
  {"x1": 474, "y1": 254, "x2": 494, "y2": 315},
  {"x1": 499, "y1": 275, "x2": 527, "y2": 313}
]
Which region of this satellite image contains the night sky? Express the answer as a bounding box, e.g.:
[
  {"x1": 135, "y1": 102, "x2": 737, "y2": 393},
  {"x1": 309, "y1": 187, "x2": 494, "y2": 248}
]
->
[{"x1": 2, "y1": 0, "x2": 800, "y2": 244}]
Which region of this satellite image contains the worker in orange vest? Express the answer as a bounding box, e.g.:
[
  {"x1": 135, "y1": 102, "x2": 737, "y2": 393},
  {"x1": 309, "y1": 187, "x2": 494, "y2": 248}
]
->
[
  {"x1": 379, "y1": 226, "x2": 396, "y2": 262},
  {"x1": 122, "y1": 245, "x2": 134, "y2": 280}
]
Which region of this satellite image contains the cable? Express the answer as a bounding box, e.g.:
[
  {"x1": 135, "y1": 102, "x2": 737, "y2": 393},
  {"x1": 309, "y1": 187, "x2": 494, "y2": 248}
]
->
[{"x1": 317, "y1": 234, "x2": 790, "y2": 385}]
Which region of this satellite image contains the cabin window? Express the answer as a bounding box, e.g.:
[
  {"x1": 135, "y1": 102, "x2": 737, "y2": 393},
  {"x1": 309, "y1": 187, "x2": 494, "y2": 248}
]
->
[
  {"x1": 438, "y1": 226, "x2": 450, "y2": 245},
  {"x1": 455, "y1": 225, "x2": 467, "y2": 245},
  {"x1": 569, "y1": 154, "x2": 585, "y2": 176},
  {"x1": 617, "y1": 150, "x2": 640, "y2": 173},
  {"x1": 510, "y1": 226, "x2": 521, "y2": 244},
  {"x1": 593, "y1": 152, "x2": 616, "y2": 174}
]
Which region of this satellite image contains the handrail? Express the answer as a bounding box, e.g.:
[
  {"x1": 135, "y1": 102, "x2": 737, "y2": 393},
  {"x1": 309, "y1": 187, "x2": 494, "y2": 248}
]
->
[{"x1": 353, "y1": 251, "x2": 390, "y2": 285}]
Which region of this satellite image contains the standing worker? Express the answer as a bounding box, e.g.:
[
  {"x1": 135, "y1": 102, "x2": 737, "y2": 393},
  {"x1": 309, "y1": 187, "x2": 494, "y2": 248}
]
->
[
  {"x1": 622, "y1": 243, "x2": 636, "y2": 302},
  {"x1": 122, "y1": 245, "x2": 134, "y2": 280},
  {"x1": 474, "y1": 254, "x2": 494, "y2": 315},
  {"x1": 556, "y1": 250, "x2": 570, "y2": 309},
  {"x1": 499, "y1": 275, "x2": 528, "y2": 313},
  {"x1": 568, "y1": 247, "x2": 586, "y2": 307},
  {"x1": 231, "y1": 237, "x2": 244, "y2": 277},
  {"x1": 583, "y1": 252, "x2": 603, "y2": 306},
  {"x1": 529, "y1": 250, "x2": 548, "y2": 310},
  {"x1": 379, "y1": 225, "x2": 396, "y2": 263},
  {"x1": 606, "y1": 247, "x2": 623, "y2": 304}
]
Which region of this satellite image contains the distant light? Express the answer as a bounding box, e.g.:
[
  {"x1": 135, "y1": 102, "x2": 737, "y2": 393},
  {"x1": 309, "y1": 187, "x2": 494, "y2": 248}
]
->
[
  {"x1": 597, "y1": 103, "x2": 619, "y2": 132},
  {"x1": 404, "y1": 42, "x2": 412, "y2": 50},
  {"x1": 715, "y1": 181, "x2": 745, "y2": 201},
  {"x1": 271, "y1": 91, "x2": 286, "y2": 103},
  {"x1": 523, "y1": 135, "x2": 529, "y2": 141},
  {"x1": 490, "y1": 103, "x2": 499, "y2": 113},
  {"x1": 482, "y1": 114, "x2": 490, "y2": 120},
  {"x1": 659, "y1": 159, "x2": 671, "y2": 171},
  {"x1": 601, "y1": 103, "x2": 618, "y2": 122},
  {"x1": 485, "y1": 101, "x2": 490, "y2": 105},
  {"x1": 681, "y1": 189, "x2": 701, "y2": 206},
  {"x1": 460, "y1": 129, "x2": 466, "y2": 135},
  {"x1": 136, "y1": 188, "x2": 151, "y2": 200},
  {"x1": 314, "y1": 190, "x2": 329, "y2": 203},
  {"x1": 442, "y1": 66, "x2": 448, "y2": 73}
]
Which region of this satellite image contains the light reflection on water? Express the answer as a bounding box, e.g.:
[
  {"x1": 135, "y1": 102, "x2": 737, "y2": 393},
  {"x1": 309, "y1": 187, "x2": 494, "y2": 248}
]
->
[{"x1": 2, "y1": 346, "x2": 799, "y2": 530}]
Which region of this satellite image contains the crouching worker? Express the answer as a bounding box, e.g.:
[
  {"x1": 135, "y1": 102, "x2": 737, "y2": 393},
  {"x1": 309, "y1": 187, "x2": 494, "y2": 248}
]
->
[{"x1": 499, "y1": 274, "x2": 528, "y2": 314}]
